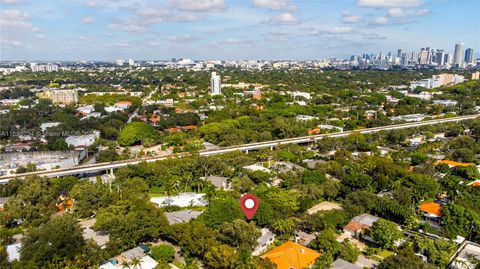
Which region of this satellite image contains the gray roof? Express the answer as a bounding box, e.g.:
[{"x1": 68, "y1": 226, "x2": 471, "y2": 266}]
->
[
  {"x1": 121, "y1": 246, "x2": 146, "y2": 260},
  {"x1": 164, "y1": 210, "x2": 203, "y2": 225},
  {"x1": 351, "y1": 213, "x2": 379, "y2": 227},
  {"x1": 330, "y1": 258, "x2": 362, "y2": 269},
  {"x1": 204, "y1": 176, "x2": 228, "y2": 189},
  {"x1": 257, "y1": 228, "x2": 275, "y2": 245}
]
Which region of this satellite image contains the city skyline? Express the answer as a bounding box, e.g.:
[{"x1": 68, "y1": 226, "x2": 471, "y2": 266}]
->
[{"x1": 1, "y1": 0, "x2": 479, "y2": 61}]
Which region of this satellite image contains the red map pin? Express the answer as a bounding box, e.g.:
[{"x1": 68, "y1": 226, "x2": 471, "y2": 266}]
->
[{"x1": 240, "y1": 194, "x2": 259, "y2": 220}]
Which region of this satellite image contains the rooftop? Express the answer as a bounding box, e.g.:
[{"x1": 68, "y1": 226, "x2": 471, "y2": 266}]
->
[
  {"x1": 261, "y1": 241, "x2": 320, "y2": 269},
  {"x1": 419, "y1": 201, "x2": 443, "y2": 217},
  {"x1": 164, "y1": 210, "x2": 203, "y2": 225}
]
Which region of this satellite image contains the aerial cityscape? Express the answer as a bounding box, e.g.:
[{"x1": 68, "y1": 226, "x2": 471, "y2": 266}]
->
[{"x1": 1, "y1": 0, "x2": 480, "y2": 269}]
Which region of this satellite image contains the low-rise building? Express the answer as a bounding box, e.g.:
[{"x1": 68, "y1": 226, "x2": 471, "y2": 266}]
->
[
  {"x1": 202, "y1": 176, "x2": 232, "y2": 191},
  {"x1": 164, "y1": 210, "x2": 203, "y2": 225},
  {"x1": 344, "y1": 213, "x2": 380, "y2": 242},
  {"x1": 65, "y1": 131, "x2": 100, "y2": 149},
  {"x1": 253, "y1": 228, "x2": 275, "y2": 256},
  {"x1": 450, "y1": 241, "x2": 480, "y2": 269},
  {"x1": 99, "y1": 246, "x2": 157, "y2": 269},
  {"x1": 150, "y1": 192, "x2": 208, "y2": 207},
  {"x1": 261, "y1": 241, "x2": 320, "y2": 269}
]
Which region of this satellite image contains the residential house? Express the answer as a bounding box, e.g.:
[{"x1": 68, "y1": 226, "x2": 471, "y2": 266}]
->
[
  {"x1": 99, "y1": 245, "x2": 157, "y2": 269},
  {"x1": 330, "y1": 258, "x2": 362, "y2": 269},
  {"x1": 77, "y1": 105, "x2": 95, "y2": 116},
  {"x1": 65, "y1": 131, "x2": 100, "y2": 149},
  {"x1": 253, "y1": 228, "x2": 275, "y2": 256},
  {"x1": 164, "y1": 210, "x2": 203, "y2": 225},
  {"x1": 434, "y1": 160, "x2": 473, "y2": 168},
  {"x1": 150, "y1": 192, "x2": 208, "y2": 207},
  {"x1": 419, "y1": 201, "x2": 443, "y2": 224},
  {"x1": 449, "y1": 241, "x2": 480, "y2": 269},
  {"x1": 40, "y1": 122, "x2": 61, "y2": 132},
  {"x1": 6, "y1": 242, "x2": 21, "y2": 262},
  {"x1": 344, "y1": 213, "x2": 380, "y2": 242},
  {"x1": 114, "y1": 101, "x2": 132, "y2": 110},
  {"x1": 261, "y1": 241, "x2": 320, "y2": 269},
  {"x1": 295, "y1": 231, "x2": 316, "y2": 246},
  {"x1": 243, "y1": 164, "x2": 272, "y2": 174},
  {"x1": 202, "y1": 176, "x2": 232, "y2": 191}
]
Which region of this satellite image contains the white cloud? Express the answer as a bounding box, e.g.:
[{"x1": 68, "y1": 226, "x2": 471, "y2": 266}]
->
[
  {"x1": 1, "y1": 9, "x2": 28, "y2": 20},
  {"x1": 342, "y1": 13, "x2": 362, "y2": 23},
  {"x1": 1, "y1": 39, "x2": 25, "y2": 48},
  {"x1": 108, "y1": 20, "x2": 148, "y2": 33},
  {"x1": 269, "y1": 12, "x2": 298, "y2": 25},
  {"x1": 252, "y1": 0, "x2": 295, "y2": 11},
  {"x1": 371, "y1": 16, "x2": 388, "y2": 25},
  {"x1": 81, "y1": 16, "x2": 95, "y2": 24},
  {"x1": 165, "y1": 35, "x2": 198, "y2": 42},
  {"x1": 0, "y1": 0, "x2": 22, "y2": 4},
  {"x1": 0, "y1": 9, "x2": 39, "y2": 32},
  {"x1": 388, "y1": 8, "x2": 429, "y2": 17},
  {"x1": 175, "y1": 13, "x2": 201, "y2": 22},
  {"x1": 172, "y1": 0, "x2": 225, "y2": 12},
  {"x1": 358, "y1": 0, "x2": 422, "y2": 8},
  {"x1": 329, "y1": 26, "x2": 354, "y2": 34},
  {"x1": 208, "y1": 38, "x2": 255, "y2": 47},
  {"x1": 363, "y1": 32, "x2": 386, "y2": 39}
]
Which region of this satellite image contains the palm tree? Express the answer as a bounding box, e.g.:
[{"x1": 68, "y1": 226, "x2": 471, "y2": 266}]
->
[
  {"x1": 191, "y1": 177, "x2": 205, "y2": 192},
  {"x1": 121, "y1": 260, "x2": 130, "y2": 269},
  {"x1": 129, "y1": 257, "x2": 143, "y2": 269}
]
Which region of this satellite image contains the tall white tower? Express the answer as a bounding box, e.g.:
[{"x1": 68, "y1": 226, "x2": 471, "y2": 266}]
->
[{"x1": 210, "y1": 72, "x2": 221, "y2": 95}]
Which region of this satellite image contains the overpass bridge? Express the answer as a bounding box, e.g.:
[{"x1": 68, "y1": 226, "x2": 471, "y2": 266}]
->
[{"x1": 1, "y1": 114, "x2": 478, "y2": 183}]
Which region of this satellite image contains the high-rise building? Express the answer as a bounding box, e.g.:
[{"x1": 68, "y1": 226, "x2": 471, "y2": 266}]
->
[
  {"x1": 419, "y1": 49, "x2": 429, "y2": 65},
  {"x1": 397, "y1": 49, "x2": 402, "y2": 58},
  {"x1": 128, "y1": 59, "x2": 134, "y2": 66},
  {"x1": 465, "y1": 48, "x2": 474, "y2": 64},
  {"x1": 37, "y1": 89, "x2": 78, "y2": 104},
  {"x1": 210, "y1": 72, "x2": 221, "y2": 95},
  {"x1": 436, "y1": 50, "x2": 445, "y2": 66},
  {"x1": 400, "y1": 53, "x2": 408, "y2": 66},
  {"x1": 453, "y1": 43, "x2": 464, "y2": 65}
]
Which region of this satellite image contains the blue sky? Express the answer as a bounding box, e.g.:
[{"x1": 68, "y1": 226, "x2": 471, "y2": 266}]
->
[{"x1": 1, "y1": 0, "x2": 479, "y2": 61}]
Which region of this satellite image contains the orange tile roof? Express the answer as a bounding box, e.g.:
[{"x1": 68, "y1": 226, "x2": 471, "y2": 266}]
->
[
  {"x1": 419, "y1": 201, "x2": 442, "y2": 217},
  {"x1": 167, "y1": 127, "x2": 180, "y2": 133},
  {"x1": 434, "y1": 160, "x2": 473, "y2": 167},
  {"x1": 181, "y1": 125, "x2": 197, "y2": 130},
  {"x1": 261, "y1": 241, "x2": 320, "y2": 269},
  {"x1": 344, "y1": 221, "x2": 369, "y2": 232},
  {"x1": 115, "y1": 101, "x2": 132, "y2": 105},
  {"x1": 308, "y1": 128, "x2": 320, "y2": 135}
]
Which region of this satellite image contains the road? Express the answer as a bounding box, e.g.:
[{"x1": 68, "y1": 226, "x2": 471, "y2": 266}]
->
[{"x1": 1, "y1": 114, "x2": 478, "y2": 182}]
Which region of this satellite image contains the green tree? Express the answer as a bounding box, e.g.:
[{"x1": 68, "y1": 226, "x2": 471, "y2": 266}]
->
[
  {"x1": 204, "y1": 244, "x2": 238, "y2": 269},
  {"x1": 151, "y1": 244, "x2": 175, "y2": 263},
  {"x1": 21, "y1": 215, "x2": 85, "y2": 266},
  {"x1": 371, "y1": 219, "x2": 403, "y2": 250},
  {"x1": 201, "y1": 197, "x2": 244, "y2": 228},
  {"x1": 118, "y1": 121, "x2": 160, "y2": 146},
  {"x1": 217, "y1": 220, "x2": 261, "y2": 250}
]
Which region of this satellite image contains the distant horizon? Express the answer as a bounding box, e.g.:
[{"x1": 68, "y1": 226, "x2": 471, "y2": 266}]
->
[{"x1": 1, "y1": 0, "x2": 479, "y2": 61}]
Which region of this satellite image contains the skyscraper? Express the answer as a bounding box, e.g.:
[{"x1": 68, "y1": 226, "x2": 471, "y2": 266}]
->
[
  {"x1": 465, "y1": 48, "x2": 474, "y2": 64},
  {"x1": 436, "y1": 50, "x2": 445, "y2": 66},
  {"x1": 419, "y1": 49, "x2": 429, "y2": 65},
  {"x1": 397, "y1": 49, "x2": 402, "y2": 58},
  {"x1": 453, "y1": 43, "x2": 464, "y2": 65},
  {"x1": 210, "y1": 72, "x2": 221, "y2": 95}
]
